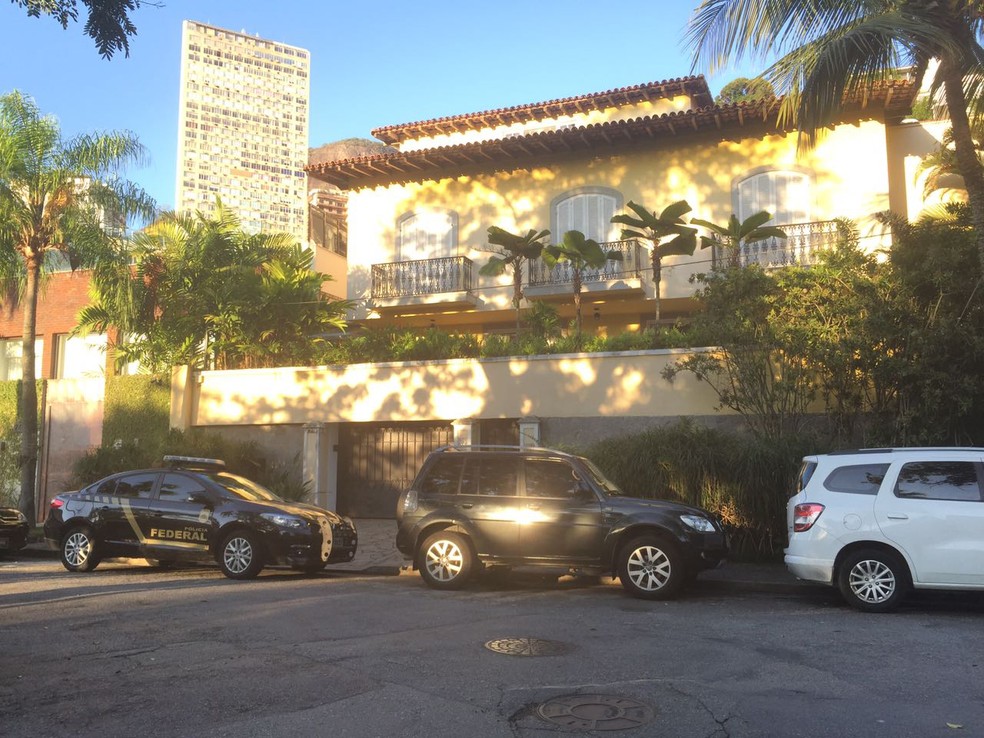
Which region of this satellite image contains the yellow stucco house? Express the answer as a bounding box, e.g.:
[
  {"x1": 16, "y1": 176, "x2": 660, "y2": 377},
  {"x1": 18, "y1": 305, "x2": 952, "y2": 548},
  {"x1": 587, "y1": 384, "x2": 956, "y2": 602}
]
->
[{"x1": 173, "y1": 74, "x2": 947, "y2": 517}]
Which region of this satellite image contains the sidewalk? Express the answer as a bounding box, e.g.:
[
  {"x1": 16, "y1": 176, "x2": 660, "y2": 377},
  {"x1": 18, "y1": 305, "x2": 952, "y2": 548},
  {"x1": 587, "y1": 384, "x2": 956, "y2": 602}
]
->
[{"x1": 22, "y1": 518, "x2": 812, "y2": 593}]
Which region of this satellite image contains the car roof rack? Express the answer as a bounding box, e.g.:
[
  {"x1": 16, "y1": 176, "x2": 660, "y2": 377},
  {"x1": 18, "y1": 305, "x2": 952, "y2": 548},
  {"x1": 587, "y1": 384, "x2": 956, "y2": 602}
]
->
[
  {"x1": 827, "y1": 447, "x2": 984, "y2": 456},
  {"x1": 433, "y1": 444, "x2": 575, "y2": 457},
  {"x1": 163, "y1": 455, "x2": 227, "y2": 470}
]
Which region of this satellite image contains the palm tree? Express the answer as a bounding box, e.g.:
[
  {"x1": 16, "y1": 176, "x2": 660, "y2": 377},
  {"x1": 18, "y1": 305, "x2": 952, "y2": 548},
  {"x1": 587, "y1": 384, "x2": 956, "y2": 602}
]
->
[
  {"x1": 916, "y1": 120, "x2": 984, "y2": 200},
  {"x1": 0, "y1": 91, "x2": 154, "y2": 521},
  {"x1": 610, "y1": 200, "x2": 698, "y2": 322},
  {"x1": 80, "y1": 203, "x2": 350, "y2": 372},
  {"x1": 542, "y1": 230, "x2": 622, "y2": 339},
  {"x1": 479, "y1": 225, "x2": 550, "y2": 334},
  {"x1": 687, "y1": 0, "x2": 984, "y2": 270},
  {"x1": 691, "y1": 211, "x2": 788, "y2": 268}
]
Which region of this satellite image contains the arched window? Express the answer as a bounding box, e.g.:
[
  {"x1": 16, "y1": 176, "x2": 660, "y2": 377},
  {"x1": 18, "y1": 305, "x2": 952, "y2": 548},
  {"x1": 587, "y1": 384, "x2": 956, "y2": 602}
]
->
[
  {"x1": 736, "y1": 170, "x2": 811, "y2": 225},
  {"x1": 397, "y1": 210, "x2": 457, "y2": 261},
  {"x1": 552, "y1": 187, "x2": 622, "y2": 242}
]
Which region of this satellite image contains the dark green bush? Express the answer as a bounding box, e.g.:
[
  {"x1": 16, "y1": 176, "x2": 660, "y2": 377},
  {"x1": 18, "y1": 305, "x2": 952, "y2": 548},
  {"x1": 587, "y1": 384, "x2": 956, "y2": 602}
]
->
[
  {"x1": 72, "y1": 428, "x2": 309, "y2": 502},
  {"x1": 580, "y1": 420, "x2": 815, "y2": 560}
]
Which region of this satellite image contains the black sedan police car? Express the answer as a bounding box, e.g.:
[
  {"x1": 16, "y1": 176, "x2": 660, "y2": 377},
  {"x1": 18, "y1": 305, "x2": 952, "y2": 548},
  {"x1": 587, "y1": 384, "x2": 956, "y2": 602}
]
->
[{"x1": 44, "y1": 456, "x2": 357, "y2": 579}]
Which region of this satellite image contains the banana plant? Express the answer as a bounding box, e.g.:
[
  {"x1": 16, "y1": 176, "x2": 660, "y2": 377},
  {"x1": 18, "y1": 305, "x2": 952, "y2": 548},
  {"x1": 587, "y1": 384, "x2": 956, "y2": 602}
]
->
[
  {"x1": 611, "y1": 200, "x2": 697, "y2": 322},
  {"x1": 691, "y1": 211, "x2": 787, "y2": 268},
  {"x1": 480, "y1": 225, "x2": 550, "y2": 334},
  {"x1": 542, "y1": 230, "x2": 622, "y2": 341}
]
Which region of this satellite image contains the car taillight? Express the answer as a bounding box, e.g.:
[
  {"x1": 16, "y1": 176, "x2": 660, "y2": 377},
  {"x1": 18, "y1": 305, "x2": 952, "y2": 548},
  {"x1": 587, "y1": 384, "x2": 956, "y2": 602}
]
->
[
  {"x1": 49, "y1": 498, "x2": 64, "y2": 509},
  {"x1": 403, "y1": 490, "x2": 418, "y2": 514},
  {"x1": 793, "y1": 503, "x2": 825, "y2": 532}
]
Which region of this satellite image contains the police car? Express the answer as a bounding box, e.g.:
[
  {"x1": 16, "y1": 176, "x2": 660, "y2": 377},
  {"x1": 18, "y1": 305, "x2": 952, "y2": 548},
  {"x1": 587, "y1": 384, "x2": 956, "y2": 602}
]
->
[{"x1": 43, "y1": 456, "x2": 357, "y2": 579}]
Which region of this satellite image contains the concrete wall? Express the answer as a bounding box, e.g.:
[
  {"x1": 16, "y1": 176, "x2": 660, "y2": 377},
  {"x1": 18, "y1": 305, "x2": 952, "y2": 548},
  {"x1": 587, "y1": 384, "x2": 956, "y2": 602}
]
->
[
  {"x1": 38, "y1": 378, "x2": 104, "y2": 514},
  {"x1": 171, "y1": 349, "x2": 731, "y2": 429}
]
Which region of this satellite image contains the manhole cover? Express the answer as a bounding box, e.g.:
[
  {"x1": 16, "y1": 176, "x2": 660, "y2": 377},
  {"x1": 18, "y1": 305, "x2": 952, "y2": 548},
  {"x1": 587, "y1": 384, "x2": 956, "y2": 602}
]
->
[
  {"x1": 484, "y1": 637, "x2": 572, "y2": 657},
  {"x1": 536, "y1": 694, "x2": 655, "y2": 731}
]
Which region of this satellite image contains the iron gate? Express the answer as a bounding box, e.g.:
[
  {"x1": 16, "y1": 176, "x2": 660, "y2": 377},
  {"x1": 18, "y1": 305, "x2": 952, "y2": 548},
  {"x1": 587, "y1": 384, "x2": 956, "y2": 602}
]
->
[{"x1": 337, "y1": 422, "x2": 454, "y2": 518}]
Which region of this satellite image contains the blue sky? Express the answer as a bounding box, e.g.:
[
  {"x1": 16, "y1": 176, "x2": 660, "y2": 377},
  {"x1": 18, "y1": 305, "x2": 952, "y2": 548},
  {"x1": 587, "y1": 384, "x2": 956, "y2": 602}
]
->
[{"x1": 0, "y1": 1, "x2": 766, "y2": 211}]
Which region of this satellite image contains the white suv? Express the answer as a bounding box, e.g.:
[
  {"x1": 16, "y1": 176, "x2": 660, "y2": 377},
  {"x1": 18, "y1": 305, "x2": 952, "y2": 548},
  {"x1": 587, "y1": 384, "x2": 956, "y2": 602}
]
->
[{"x1": 785, "y1": 447, "x2": 984, "y2": 612}]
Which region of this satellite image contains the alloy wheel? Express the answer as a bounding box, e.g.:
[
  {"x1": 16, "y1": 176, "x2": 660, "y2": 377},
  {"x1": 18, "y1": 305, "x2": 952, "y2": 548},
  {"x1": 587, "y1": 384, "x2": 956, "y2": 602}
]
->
[
  {"x1": 223, "y1": 536, "x2": 253, "y2": 575},
  {"x1": 424, "y1": 539, "x2": 464, "y2": 582},
  {"x1": 64, "y1": 531, "x2": 92, "y2": 568},
  {"x1": 848, "y1": 559, "x2": 896, "y2": 604},
  {"x1": 626, "y1": 544, "x2": 672, "y2": 592}
]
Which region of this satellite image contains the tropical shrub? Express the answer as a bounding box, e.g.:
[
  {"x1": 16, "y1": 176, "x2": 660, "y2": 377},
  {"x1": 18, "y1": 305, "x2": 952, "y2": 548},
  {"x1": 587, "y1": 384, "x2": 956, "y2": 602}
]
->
[{"x1": 581, "y1": 420, "x2": 815, "y2": 559}]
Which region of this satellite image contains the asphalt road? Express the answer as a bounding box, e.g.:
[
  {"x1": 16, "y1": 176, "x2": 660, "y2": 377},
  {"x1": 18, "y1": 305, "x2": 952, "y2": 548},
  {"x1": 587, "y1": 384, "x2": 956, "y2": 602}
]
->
[{"x1": 2, "y1": 557, "x2": 983, "y2": 738}]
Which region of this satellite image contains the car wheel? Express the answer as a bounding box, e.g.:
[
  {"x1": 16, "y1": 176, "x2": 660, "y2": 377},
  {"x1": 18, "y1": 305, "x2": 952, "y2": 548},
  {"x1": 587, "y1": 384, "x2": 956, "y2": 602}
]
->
[
  {"x1": 838, "y1": 548, "x2": 909, "y2": 613},
  {"x1": 618, "y1": 535, "x2": 685, "y2": 600},
  {"x1": 218, "y1": 530, "x2": 265, "y2": 580},
  {"x1": 417, "y1": 531, "x2": 474, "y2": 590},
  {"x1": 61, "y1": 526, "x2": 99, "y2": 573}
]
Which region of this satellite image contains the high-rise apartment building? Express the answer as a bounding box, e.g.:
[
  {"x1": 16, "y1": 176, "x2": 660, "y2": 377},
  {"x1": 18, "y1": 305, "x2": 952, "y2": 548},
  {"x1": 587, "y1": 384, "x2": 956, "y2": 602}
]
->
[{"x1": 175, "y1": 21, "x2": 310, "y2": 242}]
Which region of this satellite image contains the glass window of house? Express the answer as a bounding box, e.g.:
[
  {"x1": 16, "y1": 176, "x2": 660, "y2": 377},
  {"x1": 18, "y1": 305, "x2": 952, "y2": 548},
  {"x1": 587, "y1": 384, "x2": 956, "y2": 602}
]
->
[
  {"x1": 397, "y1": 210, "x2": 457, "y2": 261},
  {"x1": 736, "y1": 170, "x2": 811, "y2": 225},
  {"x1": 553, "y1": 189, "x2": 621, "y2": 242},
  {"x1": 0, "y1": 338, "x2": 44, "y2": 381},
  {"x1": 54, "y1": 333, "x2": 107, "y2": 379}
]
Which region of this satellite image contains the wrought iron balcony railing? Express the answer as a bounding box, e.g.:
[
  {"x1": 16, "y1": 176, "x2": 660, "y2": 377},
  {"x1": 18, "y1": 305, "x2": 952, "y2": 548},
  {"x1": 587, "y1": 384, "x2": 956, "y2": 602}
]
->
[
  {"x1": 371, "y1": 255, "x2": 474, "y2": 299},
  {"x1": 528, "y1": 240, "x2": 643, "y2": 287},
  {"x1": 713, "y1": 220, "x2": 845, "y2": 269}
]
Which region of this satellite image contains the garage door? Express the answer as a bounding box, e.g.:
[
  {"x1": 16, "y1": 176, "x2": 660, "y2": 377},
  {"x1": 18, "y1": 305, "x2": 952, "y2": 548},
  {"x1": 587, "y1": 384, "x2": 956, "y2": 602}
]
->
[{"x1": 337, "y1": 422, "x2": 454, "y2": 518}]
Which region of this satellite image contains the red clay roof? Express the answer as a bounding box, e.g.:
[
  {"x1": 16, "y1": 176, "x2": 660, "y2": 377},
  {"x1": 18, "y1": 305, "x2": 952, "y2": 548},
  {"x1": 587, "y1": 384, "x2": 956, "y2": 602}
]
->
[
  {"x1": 371, "y1": 76, "x2": 714, "y2": 145},
  {"x1": 308, "y1": 80, "x2": 916, "y2": 191}
]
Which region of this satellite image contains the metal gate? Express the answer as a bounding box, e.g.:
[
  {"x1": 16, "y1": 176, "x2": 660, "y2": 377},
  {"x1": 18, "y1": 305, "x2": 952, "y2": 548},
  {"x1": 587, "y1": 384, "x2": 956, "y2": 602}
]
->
[{"x1": 337, "y1": 422, "x2": 453, "y2": 518}]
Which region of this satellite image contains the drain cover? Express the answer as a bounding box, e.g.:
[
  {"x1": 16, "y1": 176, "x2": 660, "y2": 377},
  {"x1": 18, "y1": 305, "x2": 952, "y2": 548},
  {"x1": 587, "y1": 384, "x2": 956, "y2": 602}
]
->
[
  {"x1": 484, "y1": 637, "x2": 572, "y2": 657},
  {"x1": 536, "y1": 694, "x2": 655, "y2": 731}
]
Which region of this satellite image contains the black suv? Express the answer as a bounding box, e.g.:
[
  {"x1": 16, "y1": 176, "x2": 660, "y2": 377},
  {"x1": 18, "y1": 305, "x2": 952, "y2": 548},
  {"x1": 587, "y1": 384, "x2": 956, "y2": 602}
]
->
[
  {"x1": 44, "y1": 456, "x2": 357, "y2": 579},
  {"x1": 396, "y1": 446, "x2": 727, "y2": 599}
]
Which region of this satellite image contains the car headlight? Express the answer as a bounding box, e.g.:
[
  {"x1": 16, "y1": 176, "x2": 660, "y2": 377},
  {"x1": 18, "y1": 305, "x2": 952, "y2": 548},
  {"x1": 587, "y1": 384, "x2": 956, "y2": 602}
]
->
[
  {"x1": 260, "y1": 513, "x2": 307, "y2": 529},
  {"x1": 16, "y1": 511, "x2": 28, "y2": 524},
  {"x1": 680, "y1": 514, "x2": 715, "y2": 533}
]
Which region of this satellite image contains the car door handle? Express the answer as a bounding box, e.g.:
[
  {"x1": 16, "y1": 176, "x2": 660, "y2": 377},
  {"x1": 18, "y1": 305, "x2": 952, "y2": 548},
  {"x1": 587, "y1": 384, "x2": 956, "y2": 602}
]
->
[
  {"x1": 886, "y1": 514, "x2": 908, "y2": 520},
  {"x1": 458, "y1": 503, "x2": 473, "y2": 509},
  {"x1": 526, "y1": 504, "x2": 541, "y2": 510}
]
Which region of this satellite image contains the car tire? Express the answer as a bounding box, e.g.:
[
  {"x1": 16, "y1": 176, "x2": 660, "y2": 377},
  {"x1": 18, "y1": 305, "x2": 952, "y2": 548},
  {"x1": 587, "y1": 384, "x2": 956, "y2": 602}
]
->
[
  {"x1": 837, "y1": 548, "x2": 909, "y2": 613},
  {"x1": 618, "y1": 535, "x2": 685, "y2": 600},
  {"x1": 61, "y1": 526, "x2": 99, "y2": 573},
  {"x1": 218, "y1": 530, "x2": 265, "y2": 580},
  {"x1": 417, "y1": 531, "x2": 474, "y2": 590}
]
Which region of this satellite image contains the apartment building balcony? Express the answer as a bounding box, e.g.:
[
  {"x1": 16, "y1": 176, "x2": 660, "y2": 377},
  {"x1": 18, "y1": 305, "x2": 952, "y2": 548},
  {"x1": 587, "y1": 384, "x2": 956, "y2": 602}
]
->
[
  {"x1": 713, "y1": 220, "x2": 845, "y2": 270},
  {"x1": 370, "y1": 255, "x2": 478, "y2": 310},
  {"x1": 526, "y1": 240, "x2": 646, "y2": 299}
]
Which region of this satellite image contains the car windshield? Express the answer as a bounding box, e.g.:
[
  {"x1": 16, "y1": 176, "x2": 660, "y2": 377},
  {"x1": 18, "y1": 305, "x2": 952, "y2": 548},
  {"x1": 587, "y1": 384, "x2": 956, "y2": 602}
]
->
[
  {"x1": 208, "y1": 472, "x2": 283, "y2": 502},
  {"x1": 579, "y1": 457, "x2": 625, "y2": 496}
]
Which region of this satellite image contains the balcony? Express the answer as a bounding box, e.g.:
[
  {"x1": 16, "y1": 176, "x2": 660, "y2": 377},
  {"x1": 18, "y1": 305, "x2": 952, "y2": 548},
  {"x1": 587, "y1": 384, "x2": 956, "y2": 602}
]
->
[
  {"x1": 526, "y1": 240, "x2": 645, "y2": 298},
  {"x1": 713, "y1": 220, "x2": 845, "y2": 269},
  {"x1": 370, "y1": 255, "x2": 478, "y2": 310}
]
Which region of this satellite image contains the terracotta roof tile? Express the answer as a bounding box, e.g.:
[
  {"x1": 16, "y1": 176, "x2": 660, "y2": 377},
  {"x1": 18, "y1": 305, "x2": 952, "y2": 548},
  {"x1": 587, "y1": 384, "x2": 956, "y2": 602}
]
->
[
  {"x1": 371, "y1": 76, "x2": 714, "y2": 144},
  {"x1": 309, "y1": 80, "x2": 916, "y2": 191}
]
